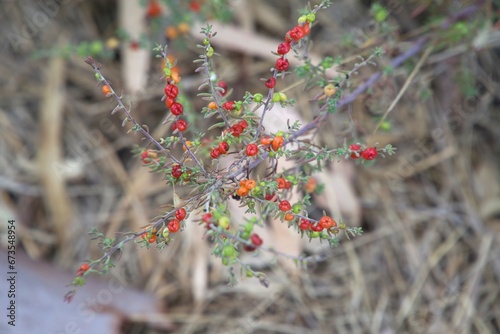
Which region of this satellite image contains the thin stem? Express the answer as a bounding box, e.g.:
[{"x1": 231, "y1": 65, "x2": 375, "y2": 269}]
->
[{"x1": 178, "y1": 131, "x2": 209, "y2": 178}]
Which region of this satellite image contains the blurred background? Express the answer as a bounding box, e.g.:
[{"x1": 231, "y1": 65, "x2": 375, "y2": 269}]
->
[{"x1": 0, "y1": 0, "x2": 499, "y2": 333}]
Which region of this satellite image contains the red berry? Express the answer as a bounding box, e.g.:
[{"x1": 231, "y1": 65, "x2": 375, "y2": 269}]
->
[
  {"x1": 275, "y1": 57, "x2": 289, "y2": 71},
  {"x1": 210, "y1": 148, "x2": 221, "y2": 159},
  {"x1": 189, "y1": 1, "x2": 200, "y2": 12},
  {"x1": 287, "y1": 26, "x2": 305, "y2": 41},
  {"x1": 250, "y1": 233, "x2": 263, "y2": 246},
  {"x1": 244, "y1": 244, "x2": 256, "y2": 252},
  {"x1": 278, "y1": 200, "x2": 291, "y2": 212},
  {"x1": 218, "y1": 141, "x2": 229, "y2": 154},
  {"x1": 164, "y1": 84, "x2": 179, "y2": 98},
  {"x1": 265, "y1": 77, "x2": 276, "y2": 88},
  {"x1": 148, "y1": 235, "x2": 157, "y2": 243},
  {"x1": 217, "y1": 81, "x2": 228, "y2": 96},
  {"x1": 277, "y1": 42, "x2": 291, "y2": 55},
  {"x1": 299, "y1": 219, "x2": 310, "y2": 231},
  {"x1": 175, "y1": 119, "x2": 187, "y2": 132},
  {"x1": 239, "y1": 120, "x2": 248, "y2": 129},
  {"x1": 301, "y1": 22, "x2": 311, "y2": 36},
  {"x1": 265, "y1": 193, "x2": 278, "y2": 202},
  {"x1": 361, "y1": 147, "x2": 378, "y2": 160},
  {"x1": 202, "y1": 213, "x2": 213, "y2": 225},
  {"x1": 246, "y1": 143, "x2": 259, "y2": 157},
  {"x1": 175, "y1": 208, "x2": 187, "y2": 221},
  {"x1": 170, "y1": 102, "x2": 184, "y2": 116},
  {"x1": 311, "y1": 223, "x2": 323, "y2": 232},
  {"x1": 276, "y1": 177, "x2": 286, "y2": 189},
  {"x1": 168, "y1": 219, "x2": 180, "y2": 232},
  {"x1": 141, "y1": 151, "x2": 149, "y2": 160},
  {"x1": 146, "y1": 0, "x2": 162, "y2": 18},
  {"x1": 349, "y1": 144, "x2": 362, "y2": 159},
  {"x1": 285, "y1": 180, "x2": 293, "y2": 189},
  {"x1": 230, "y1": 124, "x2": 244, "y2": 137},
  {"x1": 171, "y1": 165, "x2": 182, "y2": 178},
  {"x1": 223, "y1": 101, "x2": 235, "y2": 110}
]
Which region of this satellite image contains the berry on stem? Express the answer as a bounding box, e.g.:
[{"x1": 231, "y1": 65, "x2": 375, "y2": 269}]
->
[
  {"x1": 210, "y1": 148, "x2": 221, "y2": 159},
  {"x1": 102, "y1": 85, "x2": 111, "y2": 96},
  {"x1": 164, "y1": 84, "x2": 179, "y2": 98},
  {"x1": 168, "y1": 219, "x2": 180, "y2": 232},
  {"x1": 175, "y1": 208, "x2": 187, "y2": 221},
  {"x1": 319, "y1": 216, "x2": 336, "y2": 229},
  {"x1": 265, "y1": 77, "x2": 276, "y2": 89},
  {"x1": 361, "y1": 147, "x2": 378, "y2": 160},
  {"x1": 170, "y1": 102, "x2": 184, "y2": 116},
  {"x1": 237, "y1": 187, "x2": 249, "y2": 197},
  {"x1": 171, "y1": 165, "x2": 182, "y2": 178},
  {"x1": 271, "y1": 136, "x2": 284, "y2": 151},
  {"x1": 174, "y1": 119, "x2": 188, "y2": 132},
  {"x1": 250, "y1": 233, "x2": 263, "y2": 246},
  {"x1": 277, "y1": 42, "x2": 291, "y2": 55},
  {"x1": 217, "y1": 81, "x2": 228, "y2": 96},
  {"x1": 349, "y1": 144, "x2": 362, "y2": 159},
  {"x1": 276, "y1": 57, "x2": 289, "y2": 71},
  {"x1": 279, "y1": 200, "x2": 291, "y2": 212},
  {"x1": 218, "y1": 141, "x2": 229, "y2": 154},
  {"x1": 299, "y1": 219, "x2": 310, "y2": 231},
  {"x1": 246, "y1": 143, "x2": 259, "y2": 157}
]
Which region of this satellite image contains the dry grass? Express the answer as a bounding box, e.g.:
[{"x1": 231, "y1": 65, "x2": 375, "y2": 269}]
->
[{"x1": 0, "y1": 1, "x2": 499, "y2": 333}]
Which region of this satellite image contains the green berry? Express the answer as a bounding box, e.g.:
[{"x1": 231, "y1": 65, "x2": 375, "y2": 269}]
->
[
  {"x1": 241, "y1": 231, "x2": 250, "y2": 240},
  {"x1": 246, "y1": 270, "x2": 254, "y2": 277},
  {"x1": 223, "y1": 245, "x2": 237, "y2": 258},
  {"x1": 162, "y1": 229, "x2": 170, "y2": 239},
  {"x1": 298, "y1": 15, "x2": 307, "y2": 24},
  {"x1": 310, "y1": 231, "x2": 320, "y2": 238},
  {"x1": 253, "y1": 93, "x2": 263, "y2": 103},
  {"x1": 272, "y1": 93, "x2": 281, "y2": 102},
  {"x1": 218, "y1": 216, "x2": 230, "y2": 229},
  {"x1": 222, "y1": 258, "x2": 229, "y2": 265},
  {"x1": 244, "y1": 222, "x2": 254, "y2": 233},
  {"x1": 292, "y1": 203, "x2": 302, "y2": 214},
  {"x1": 306, "y1": 13, "x2": 316, "y2": 23},
  {"x1": 278, "y1": 92, "x2": 287, "y2": 101}
]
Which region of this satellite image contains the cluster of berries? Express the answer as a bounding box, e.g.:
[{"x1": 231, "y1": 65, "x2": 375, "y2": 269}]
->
[{"x1": 348, "y1": 144, "x2": 378, "y2": 161}]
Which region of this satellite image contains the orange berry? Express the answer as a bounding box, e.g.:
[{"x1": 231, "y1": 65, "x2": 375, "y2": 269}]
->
[
  {"x1": 102, "y1": 85, "x2": 111, "y2": 96},
  {"x1": 208, "y1": 101, "x2": 217, "y2": 109},
  {"x1": 237, "y1": 187, "x2": 249, "y2": 197},
  {"x1": 245, "y1": 180, "x2": 256, "y2": 190},
  {"x1": 183, "y1": 141, "x2": 193, "y2": 152},
  {"x1": 284, "y1": 213, "x2": 295, "y2": 221},
  {"x1": 260, "y1": 136, "x2": 272, "y2": 146},
  {"x1": 177, "y1": 22, "x2": 190, "y2": 34},
  {"x1": 319, "y1": 216, "x2": 337, "y2": 229},
  {"x1": 304, "y1": 177, "x2": 317, "y2": 193},
  {"x1": 171, "y1": 70, "x2": 181, "y2": 84},
  {"x1": 271, "y1": 136, "x2": 284, "y2": 151},
  {"x1": 165, "y1": 26, "x2": 178, "y2": 40}
]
